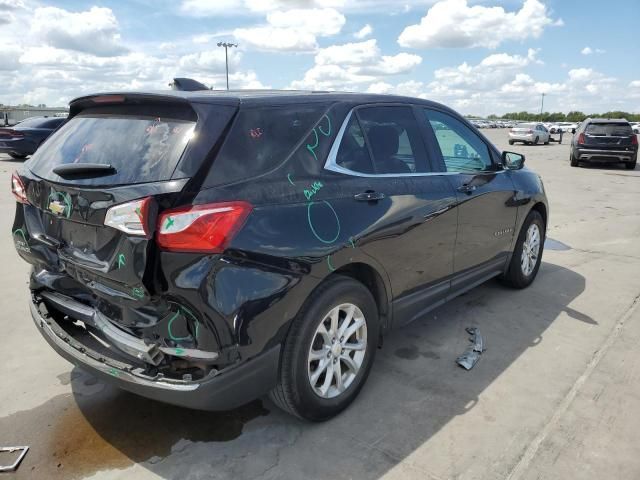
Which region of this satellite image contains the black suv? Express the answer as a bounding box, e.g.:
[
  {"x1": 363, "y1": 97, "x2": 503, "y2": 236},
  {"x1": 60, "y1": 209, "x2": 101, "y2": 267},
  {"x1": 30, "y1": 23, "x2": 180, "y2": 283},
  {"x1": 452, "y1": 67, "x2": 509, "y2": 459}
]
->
[
  {"x1": 570, "y1": 118, "x2": 638, "y2": 169},
  {"x1": 12, "y1": 91, "x2": 548, "y2": 421}
]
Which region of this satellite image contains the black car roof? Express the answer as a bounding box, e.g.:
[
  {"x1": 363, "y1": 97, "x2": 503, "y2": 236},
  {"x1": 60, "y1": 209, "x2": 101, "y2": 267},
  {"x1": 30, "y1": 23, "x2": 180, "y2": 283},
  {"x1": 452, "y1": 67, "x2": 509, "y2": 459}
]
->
[{"x1": 69, "y1": 89, "x2": 457, "y2": 114}]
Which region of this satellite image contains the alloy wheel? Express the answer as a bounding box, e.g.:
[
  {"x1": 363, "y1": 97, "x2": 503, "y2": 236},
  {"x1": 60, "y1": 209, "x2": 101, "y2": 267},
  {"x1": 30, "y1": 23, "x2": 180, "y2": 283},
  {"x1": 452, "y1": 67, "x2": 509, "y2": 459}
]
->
[
  {"x1": 521, "y1": 223, "x2": 541, "y2": 276},
  {"x1": 307, "y1": 303, "x2": 367, "y2": 399}
]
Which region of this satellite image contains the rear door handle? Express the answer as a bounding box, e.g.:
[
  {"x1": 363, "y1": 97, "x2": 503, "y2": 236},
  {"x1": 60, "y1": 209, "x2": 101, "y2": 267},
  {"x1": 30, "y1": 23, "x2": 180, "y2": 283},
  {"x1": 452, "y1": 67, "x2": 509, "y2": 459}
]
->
[
  {"x1": 354, "y1": 191, "x2": 386, "y2": 202},
  {"x1": 457, "y1": 184, "x2": 477, "y2": 194}
]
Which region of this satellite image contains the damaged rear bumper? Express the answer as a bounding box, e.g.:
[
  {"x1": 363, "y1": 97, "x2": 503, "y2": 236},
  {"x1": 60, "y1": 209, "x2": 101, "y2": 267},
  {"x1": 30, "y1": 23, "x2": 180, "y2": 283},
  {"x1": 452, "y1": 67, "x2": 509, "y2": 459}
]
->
[{"x1": 30, "y1": 297, "x2": 280, "y2": 411}]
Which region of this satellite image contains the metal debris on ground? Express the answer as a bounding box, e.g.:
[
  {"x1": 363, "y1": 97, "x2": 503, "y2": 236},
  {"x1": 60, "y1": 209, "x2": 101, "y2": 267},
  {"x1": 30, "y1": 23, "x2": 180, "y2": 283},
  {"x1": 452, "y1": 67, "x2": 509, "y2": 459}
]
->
[
  {"x1": 0, "y1": 446, "x2": 29, "y2": 473},
  {"x1": 456, "y1": 327, "x2": 486, "y2": 370}
]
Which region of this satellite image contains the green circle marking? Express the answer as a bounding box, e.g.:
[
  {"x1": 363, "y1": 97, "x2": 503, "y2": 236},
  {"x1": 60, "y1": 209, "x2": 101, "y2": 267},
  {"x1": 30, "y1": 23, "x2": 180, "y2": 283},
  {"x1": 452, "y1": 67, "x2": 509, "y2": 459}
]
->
[
  {"x1": 307, "y1": 200, "x2": 340, "y2": 244},
  {"x1": 326, "y1": 255, "x2": 336, "y2": 272}
]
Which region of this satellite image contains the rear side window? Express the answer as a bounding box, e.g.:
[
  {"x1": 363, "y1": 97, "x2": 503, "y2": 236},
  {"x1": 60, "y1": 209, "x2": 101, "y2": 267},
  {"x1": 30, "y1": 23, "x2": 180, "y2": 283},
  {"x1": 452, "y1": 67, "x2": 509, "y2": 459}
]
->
[
  {"x1": 205, "y1": 103, "x2": 331, "y2": 186},
  {"x1": 335, "y1": 114, "x2": 374, "y2": 174},
  {"x1": 16, "y1": 117, "x2": 51, "y2": 128},
  {"x1": 585, "y1": 123, "x2": 632, "y2": 136},
  {"x1": 357, "y1": 106, "x2": 429, "y2": 174},
  {"x1": 28, "y1": 104, "x2": 196, "y2": 186}
]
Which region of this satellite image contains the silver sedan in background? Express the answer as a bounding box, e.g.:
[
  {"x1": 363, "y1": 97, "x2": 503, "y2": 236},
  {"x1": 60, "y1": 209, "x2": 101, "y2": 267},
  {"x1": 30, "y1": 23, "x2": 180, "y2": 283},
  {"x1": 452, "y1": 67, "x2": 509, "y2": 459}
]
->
[{"x1": 509, "y1": 123, "x2": 550, "y2": 145}]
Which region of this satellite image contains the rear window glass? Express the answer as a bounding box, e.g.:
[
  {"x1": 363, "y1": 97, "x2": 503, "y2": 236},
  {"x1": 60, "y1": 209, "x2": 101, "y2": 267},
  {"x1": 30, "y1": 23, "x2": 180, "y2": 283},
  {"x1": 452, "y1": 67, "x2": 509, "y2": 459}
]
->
[
  {"x1": 28, "y1": 105, "x2": 196, "y2": 186},
  {"x1": 585, "y1": 123, "x2": 632, "y2": 136},
  {"x1": 205, "y1": 103, "x2": 330, "y2": 186}
]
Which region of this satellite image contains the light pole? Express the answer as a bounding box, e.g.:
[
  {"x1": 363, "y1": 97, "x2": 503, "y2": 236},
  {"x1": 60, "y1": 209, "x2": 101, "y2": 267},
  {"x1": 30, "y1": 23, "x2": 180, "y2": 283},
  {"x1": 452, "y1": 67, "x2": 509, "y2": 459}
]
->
[
  {"x1": 217, "y1": 42, "x2": 237, "y2": 90},
  {"x1": 540, "y1": 92, "x2": 545, "y2": 116}
]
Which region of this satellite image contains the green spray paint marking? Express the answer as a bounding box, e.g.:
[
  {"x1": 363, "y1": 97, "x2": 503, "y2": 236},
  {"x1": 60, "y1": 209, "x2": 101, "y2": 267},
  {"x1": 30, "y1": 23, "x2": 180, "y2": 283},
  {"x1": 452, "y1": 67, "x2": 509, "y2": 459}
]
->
[
  {"x1": 13, "y1": 228, "x2": 31, "y2": 253},
  {"x1": 349, "y1": 237, "x2": 356, "y2": 248},
  {"x1": 174, "y1": 348, "x2": 185, "y2": 356},
  {"x1": 117, "y1": 254, "x2": 126, "y2": 269},
  {"x1": 303, "y1": 181, "x2": 323, "y2": 201},
  {"x1": 135, "y1": 207, "x2": 143, "y2": 222},
  {"x1": 318, "y1": 114, "x2": 332, "y2": 137},
  {"x1": 108, "y1": 368, "x2": 120, "y2": 377},
  {"x1": 165, "y1": 216, "x2": 175, "y2": 230},
  {"x1": 307, "y1": 200, "x2": 340, "y2": 244},
  {"x1": 167, "y1": 303, "x2": 201, "y2": 341},
  {"x1": 306, "y1": 128, "x2": 320, "y2": 162},
  {"x1": 287, "y1": 173, "x2": 295, "y2": 186},
  {"x1": 326, "y1": 255, "x2": 336, "y2": 272},
  {"x1": 131, "y1": 287, "x2": 145, "y2": 299}
]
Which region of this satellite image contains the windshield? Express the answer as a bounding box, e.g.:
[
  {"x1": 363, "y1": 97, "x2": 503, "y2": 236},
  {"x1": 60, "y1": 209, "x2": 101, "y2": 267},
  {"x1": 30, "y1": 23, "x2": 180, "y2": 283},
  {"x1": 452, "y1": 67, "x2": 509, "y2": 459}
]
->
[{"x1": 28, "y1": 109, "x2": 195, "y2": 186}]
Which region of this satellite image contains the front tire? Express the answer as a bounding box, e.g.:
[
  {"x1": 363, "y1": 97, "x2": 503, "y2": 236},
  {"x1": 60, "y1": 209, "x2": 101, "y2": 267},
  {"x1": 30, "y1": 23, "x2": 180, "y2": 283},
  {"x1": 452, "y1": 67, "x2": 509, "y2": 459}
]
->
[
  {"x1": 570, "y1": 150, "x2": 579, "y2": 167},
  {"x1": 501, "y1": 210, "x2": 545, "y2": 289},
  {"x1": 270, "y1": 276, "x2": 379, "y2": 421},
  {"x1": 508, "y1": 140, "x2": 514, "y2": 145},
  {"x1": 534, "y1": 136, "x2": 539, "y2": 145},
  {"x1": 8, "y1": 152, "x2": 28, "y2": 159}
]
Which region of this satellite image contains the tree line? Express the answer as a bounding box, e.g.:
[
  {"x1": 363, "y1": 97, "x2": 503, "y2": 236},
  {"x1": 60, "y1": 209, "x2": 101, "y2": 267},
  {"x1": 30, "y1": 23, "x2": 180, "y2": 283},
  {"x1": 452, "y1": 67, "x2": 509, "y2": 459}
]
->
[{"x1": 483, "y1": 111, "x2": 640, "y2": 122}]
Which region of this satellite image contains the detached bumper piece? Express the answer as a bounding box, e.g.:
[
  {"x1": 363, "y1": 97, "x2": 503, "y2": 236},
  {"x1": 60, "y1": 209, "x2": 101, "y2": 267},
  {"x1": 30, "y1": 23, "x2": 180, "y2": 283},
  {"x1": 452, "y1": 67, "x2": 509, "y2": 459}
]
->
[
  {"x1": 30, "y1": 294, "x2": 280, "y2": 410},
  {"x1": 456, "y1": 327, "x2": 485, "y2": 370}
]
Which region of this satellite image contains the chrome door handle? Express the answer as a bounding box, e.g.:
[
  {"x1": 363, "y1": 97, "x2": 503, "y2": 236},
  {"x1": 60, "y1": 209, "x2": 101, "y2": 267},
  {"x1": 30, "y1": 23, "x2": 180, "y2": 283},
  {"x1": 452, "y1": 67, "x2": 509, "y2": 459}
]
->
[
  {"x1": 457, "y1": 184, "x2": 477, "y2": 194},
  {"x1": 354, "y1": 191, "x2": 385, "y2": 202}
]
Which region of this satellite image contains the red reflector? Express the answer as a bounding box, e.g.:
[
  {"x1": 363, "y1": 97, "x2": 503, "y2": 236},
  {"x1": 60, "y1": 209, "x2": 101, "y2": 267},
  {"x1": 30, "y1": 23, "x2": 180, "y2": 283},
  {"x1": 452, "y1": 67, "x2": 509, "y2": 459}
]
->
[
  {"x1": 91, "y1": 95, "x2": 125, "y2": 104},
  {"x1": 156, "y1": 201, "x2": 252, "y2": 253},
  {"x1": 577, "y1": 133, "x2": 585, "y2": 145},
  {"x1": 11, "y1": 172, "x2": 29, "y2": 204}
]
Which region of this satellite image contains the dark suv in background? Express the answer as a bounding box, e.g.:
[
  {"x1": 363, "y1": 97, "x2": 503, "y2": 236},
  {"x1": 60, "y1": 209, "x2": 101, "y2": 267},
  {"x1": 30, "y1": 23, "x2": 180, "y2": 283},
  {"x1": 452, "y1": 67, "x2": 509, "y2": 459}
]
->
[
  {"x1": 12, "y1": 91, "x2": 548, "y2": 421},
  {"x1": 570, "y1": 118, "x2": 638, "y2": 169}
]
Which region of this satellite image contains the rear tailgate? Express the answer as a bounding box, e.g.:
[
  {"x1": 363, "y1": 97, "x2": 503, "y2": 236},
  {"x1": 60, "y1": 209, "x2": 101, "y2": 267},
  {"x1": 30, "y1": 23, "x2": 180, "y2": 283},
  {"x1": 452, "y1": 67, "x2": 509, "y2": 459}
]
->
[
  {"x1": 13, "y1": 95, "x2": 235, "y2": 326},
  {"x1": 584, "y1": 122, "x2": 635, "y2": 149}
]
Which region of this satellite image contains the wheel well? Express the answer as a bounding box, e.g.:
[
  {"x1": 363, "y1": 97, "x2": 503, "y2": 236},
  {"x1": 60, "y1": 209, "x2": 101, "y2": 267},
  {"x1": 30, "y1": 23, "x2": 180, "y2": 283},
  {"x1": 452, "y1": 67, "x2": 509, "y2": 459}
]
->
[
  {"x1": 531, "y1": 202, "x2": 547, "y2": 230},
  {"x1": 329, "y1": 263, "x2": 390, "y2": 331}
]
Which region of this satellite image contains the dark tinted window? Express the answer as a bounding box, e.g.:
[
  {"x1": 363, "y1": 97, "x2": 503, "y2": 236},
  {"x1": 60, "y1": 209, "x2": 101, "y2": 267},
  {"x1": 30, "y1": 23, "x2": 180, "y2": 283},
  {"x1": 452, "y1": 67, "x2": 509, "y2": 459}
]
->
[
  {"x1": 335, "y1": 114, "x2": 374, "y2": 174},
  {"x1": 28, "y1": 107, "x2": 196, "y2": 186},
  {"x1": 585, "y1": 122, "x2": 632, "y2": 136},
  {"x1": 423, "y1": 109, "x2": 493, "y2": 173},
  {"x1": 357, "y1": 106, "x2": 429, "y2": 174},
  {"x1": 206, "y1": 104, "x2": 330, "y2": 186}
]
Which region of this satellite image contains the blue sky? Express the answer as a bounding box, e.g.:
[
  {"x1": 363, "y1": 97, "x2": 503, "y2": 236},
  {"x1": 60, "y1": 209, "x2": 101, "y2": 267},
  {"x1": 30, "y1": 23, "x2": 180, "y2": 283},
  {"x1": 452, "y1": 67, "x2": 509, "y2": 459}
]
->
[{"x1": 1, "y1": 0, "x2": 638, "y2": 115}]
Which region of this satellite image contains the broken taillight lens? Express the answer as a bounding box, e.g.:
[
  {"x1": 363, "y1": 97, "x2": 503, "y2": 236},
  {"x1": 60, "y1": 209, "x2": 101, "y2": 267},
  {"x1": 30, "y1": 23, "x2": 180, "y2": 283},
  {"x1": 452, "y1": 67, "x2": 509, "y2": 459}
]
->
[
  {"x1": 156, "y1": 201, "x2": 252, "y2": 253},
  {"x1": 11, "y1": 172, "x2": 29, "y2": 204},
  {"x1": 104, "y1": 197, "x2": 152, "y2": 236}
]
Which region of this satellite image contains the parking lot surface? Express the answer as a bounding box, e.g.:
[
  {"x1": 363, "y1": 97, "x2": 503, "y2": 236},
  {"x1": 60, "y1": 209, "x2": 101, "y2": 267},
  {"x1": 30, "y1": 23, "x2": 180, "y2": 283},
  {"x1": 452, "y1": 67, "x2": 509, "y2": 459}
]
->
[{"x1": 1, "y1": 129, "x2": 639, "y2": 479}]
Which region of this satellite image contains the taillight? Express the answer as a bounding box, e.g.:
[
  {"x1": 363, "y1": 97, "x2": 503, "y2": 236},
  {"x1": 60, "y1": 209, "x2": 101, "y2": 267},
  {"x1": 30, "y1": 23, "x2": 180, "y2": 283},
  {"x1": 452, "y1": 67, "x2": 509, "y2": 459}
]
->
[
  {"x1": 156, "y1": 201, "x2": 252, "y2": 253},
  {"x1": 104, "y1": 197, "x2": 154, "y2": 236},
  {"x1": 632, "y1": 135, "x2": 638, "y2": 146},
  {"x1": 11, "y1": 172, "x2": 28, "y2": 204},
  {"x1": 577, "y1": 133, "x2": 585, "y2": 145},
  {"x1": 0, "y1": 129, "x2": 24, "y2": 138},
  {"x1": 527, "y1": 129, "x2": 533, "y2": 134}
]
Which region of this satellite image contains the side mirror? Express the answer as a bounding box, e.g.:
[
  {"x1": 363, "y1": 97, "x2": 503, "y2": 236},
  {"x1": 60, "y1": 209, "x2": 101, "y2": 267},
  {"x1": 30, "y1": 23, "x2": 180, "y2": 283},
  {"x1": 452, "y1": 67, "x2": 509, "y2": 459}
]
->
[
  {"x1": 571, "y1": 128, "x2": 576, "y2": 134},
  {"x1": 502, "y1": 151, "x2": 525, "y2": 170}
]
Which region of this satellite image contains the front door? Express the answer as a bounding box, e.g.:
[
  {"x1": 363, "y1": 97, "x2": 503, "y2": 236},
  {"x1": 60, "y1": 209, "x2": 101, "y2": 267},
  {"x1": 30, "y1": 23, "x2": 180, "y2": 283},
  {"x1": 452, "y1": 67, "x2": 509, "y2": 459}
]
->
[{"x1": 420, "y1": 108, "x2": 518, "y2": 283}]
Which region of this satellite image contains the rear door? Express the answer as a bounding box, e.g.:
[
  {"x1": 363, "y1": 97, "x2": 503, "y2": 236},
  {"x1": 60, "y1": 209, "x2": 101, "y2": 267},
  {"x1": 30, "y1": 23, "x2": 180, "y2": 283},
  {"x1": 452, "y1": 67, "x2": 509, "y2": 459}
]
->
[
  {"x1": 12, "y1": 96, "x2": 235, "y2": 321},
  {"x1": 326, "y1": 105, "x2": 458, "y2": 325},
  {"x1": 420, "y1": 108, "x2": 518, "y2": 284}
]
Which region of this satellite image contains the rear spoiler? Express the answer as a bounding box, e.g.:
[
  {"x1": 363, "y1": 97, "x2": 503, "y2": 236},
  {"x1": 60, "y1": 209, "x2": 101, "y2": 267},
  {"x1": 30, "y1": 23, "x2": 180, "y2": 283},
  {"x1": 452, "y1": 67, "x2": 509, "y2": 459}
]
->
[{"x1": 170, "y1": 78, "x2": 211, "y2": 92}]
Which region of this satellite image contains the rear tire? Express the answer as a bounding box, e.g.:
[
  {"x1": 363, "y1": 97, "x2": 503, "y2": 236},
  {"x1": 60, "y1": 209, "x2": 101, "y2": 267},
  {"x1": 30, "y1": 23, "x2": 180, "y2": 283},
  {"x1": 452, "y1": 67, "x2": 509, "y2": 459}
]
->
[
  {"x1": 570, "y1": 151, "x2": 579, "y2": 167},
  {"x1": 625, "y1": 161, "x2": 637, "y2": 170},
  {"x1": 534, "y1": 136, "x2": 539, "y2": 145},
  {"x1": 508, "y1": 140, "x2": 514, "y2": 145},
  {"x1": 501, "y1": 210, "x2": 545, "y2": 289},
  {"x1": 8, "y1": 152, "x2": 28, "y2": 159},
  {"x1": 269, "y1": 276, "x2": 379, "y2": 421}
]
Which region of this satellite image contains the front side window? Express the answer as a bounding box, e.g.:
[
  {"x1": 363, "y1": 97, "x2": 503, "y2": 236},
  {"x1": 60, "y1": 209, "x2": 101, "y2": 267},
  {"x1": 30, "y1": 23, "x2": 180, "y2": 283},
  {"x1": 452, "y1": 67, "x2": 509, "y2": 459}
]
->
[{"x1": 423, "y1": 109, "x2": 494, "y2": 173}]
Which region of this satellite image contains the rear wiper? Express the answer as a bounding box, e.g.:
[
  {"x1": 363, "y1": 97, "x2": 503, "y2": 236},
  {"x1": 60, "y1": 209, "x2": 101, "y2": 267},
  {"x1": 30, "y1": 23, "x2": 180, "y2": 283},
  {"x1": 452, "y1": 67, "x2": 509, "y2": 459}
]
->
[{"x1": 53, "y1": 163, "x2": 116, "y2": 177}]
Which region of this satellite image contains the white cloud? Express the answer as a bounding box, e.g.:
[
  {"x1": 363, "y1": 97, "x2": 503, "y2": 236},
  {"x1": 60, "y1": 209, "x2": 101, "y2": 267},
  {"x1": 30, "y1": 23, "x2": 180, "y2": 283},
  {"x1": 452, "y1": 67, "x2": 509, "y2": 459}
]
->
[
  {"x1": 233, "y1": 8, "x2": 345, "y2": 51},
  {"x1": 290, "y1": 39, "x2": 421, "y2": 90},
  {"x1": 30, "y1": 6, "x2": 128, "y2": 57},
  {"x1": 398, "y1": 0, "x2": 560, "y2": 49},
  {"x1": 354, "y1": 24, "x2": 373, "y2": 39},
  {"x1": 581, "y1": 46, "x2": 605, "y2": 55},
  {"x1": 630, "y1": 80, "x2": 640, "y2": 89}
]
